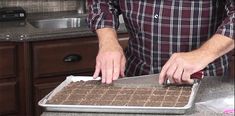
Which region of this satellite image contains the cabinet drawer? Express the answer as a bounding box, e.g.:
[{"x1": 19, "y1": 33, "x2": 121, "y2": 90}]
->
[
  {"x1": 33, "y1": 39, "x2": 98, "y2": 78},
  {"x1": 0, "y1": 45, "x2": 16, "y2": 79},
  {"x1": 0, "y1": 82, "x2": 18, "y2": 115}
]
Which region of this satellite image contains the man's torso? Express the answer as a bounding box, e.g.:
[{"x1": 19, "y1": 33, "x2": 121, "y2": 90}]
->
[{"x1": 117, "y1": 0, "x2": 228, "y2": 76}]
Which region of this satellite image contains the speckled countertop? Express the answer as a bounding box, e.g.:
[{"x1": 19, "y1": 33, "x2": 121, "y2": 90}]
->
[{"x1": 0, "y1": 11, "x2": 127, "y2": 42}]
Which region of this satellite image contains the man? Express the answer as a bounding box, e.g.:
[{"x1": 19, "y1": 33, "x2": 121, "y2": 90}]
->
[{"x1": 87, "y1": 0, "x2": 234, "y2": 84}]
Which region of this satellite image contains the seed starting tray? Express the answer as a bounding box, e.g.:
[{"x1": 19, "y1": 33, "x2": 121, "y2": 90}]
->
[{"x1": 38, "y1": 75, "x2": 200, "y2": 114}]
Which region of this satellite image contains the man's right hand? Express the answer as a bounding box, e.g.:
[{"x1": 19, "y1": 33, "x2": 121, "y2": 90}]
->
[{"x1": 93, "y1": 28, "x2": 126, "y2": 84}]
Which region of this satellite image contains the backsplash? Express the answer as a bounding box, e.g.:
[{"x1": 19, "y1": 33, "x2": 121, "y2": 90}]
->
[{"x1": 0, "y1": 0, "x2": 79, "y2": 13}]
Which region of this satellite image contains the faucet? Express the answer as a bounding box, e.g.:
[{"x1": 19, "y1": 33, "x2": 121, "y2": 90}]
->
[{"x1": 77, "y1": 0, "x2": 87, "y2": 14}]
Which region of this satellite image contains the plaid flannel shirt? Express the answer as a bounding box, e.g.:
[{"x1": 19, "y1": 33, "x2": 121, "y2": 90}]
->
[{"x1": 87, "y1": 0, "x2": 235, "y2": 76}]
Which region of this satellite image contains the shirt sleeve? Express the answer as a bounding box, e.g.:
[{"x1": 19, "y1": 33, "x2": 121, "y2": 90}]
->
[
  {"x1": 87, "y1": 0, "x2": 121, "y2": 32},
  {"x1": 216, "y1": 0, "x2": 235, "y2": 39}
]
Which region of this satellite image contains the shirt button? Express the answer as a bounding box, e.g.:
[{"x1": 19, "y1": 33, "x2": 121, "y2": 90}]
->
[{"x1": 154, "y1": 14, "x2": 159, "y2": 19}]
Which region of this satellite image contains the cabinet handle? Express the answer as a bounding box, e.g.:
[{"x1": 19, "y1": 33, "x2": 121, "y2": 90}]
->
[{"x1": 63, "y1": 54, "x2": 82, "y2": 62}]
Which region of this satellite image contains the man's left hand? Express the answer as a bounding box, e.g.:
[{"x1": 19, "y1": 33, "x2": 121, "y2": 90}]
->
[
  {"x1": 159, "y1": 51, "x2": 208, "y2": 85},
  {"x1": 159, "y1": 34, "x2": 234, "y2": 85}
]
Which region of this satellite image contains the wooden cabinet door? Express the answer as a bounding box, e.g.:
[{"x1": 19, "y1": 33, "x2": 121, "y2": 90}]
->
[
  {"x1": 34, "y1": 82, "x2": 62, "y2": 116},
  {"x1": 0, "y1": 45, "x2": 16, "y2": 79},
  {"x1": 0, "y1": 82, "x2": 19, "y2": 115},
  {"x1": 0, "y1": 43, "x2": 20, "y2": 116}
]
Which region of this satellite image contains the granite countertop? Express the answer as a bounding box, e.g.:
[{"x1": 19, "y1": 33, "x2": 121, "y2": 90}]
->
[
  {"x1": 41, "y1": 76, "x2": 234, "y2": 116},
  {"x1": 0, "y1": 11, "x2": 127, "y2": 42}
]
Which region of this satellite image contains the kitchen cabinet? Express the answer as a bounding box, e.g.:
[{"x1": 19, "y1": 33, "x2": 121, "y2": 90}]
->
[
  {"x1": 32, "y1": 34, "x2": 128, "y2": 116},
  {"x1": 33, "y1": 34, "x2": 128, "y2": 116},
  {"x1": 0, "y1": 43, "x2": 20, "y2": 116},
  {"x1": 0, "y1": 82, "x2": 18, "y2": 115},
  {"x1": 0, "y1": 44, "x2": 16, "y2": 79},
  {"x1": 0, "y1": 33, "x2": 129, "y2": 116},
  {"x1": 34, "y1": 81, "x2": 62, "y2": 116},
  {"x1": 0, "y1": 33, "x2": 234, "y2": 116},
  {"x1": 32, "y1": 38, "x2": 98, "y2": 78}
]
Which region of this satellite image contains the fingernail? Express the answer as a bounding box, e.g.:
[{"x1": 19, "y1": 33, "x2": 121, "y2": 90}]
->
[
  {"x1": 113, "y1": 77, "x2": 118, "y2": 80},
  {"x1": 106, "y1": 81, "x2": 112, "y2": 84}
]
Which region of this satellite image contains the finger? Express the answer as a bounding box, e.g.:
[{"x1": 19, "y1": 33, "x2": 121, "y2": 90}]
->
[
  {"x1": 168, "y1": 75, "x2": 176, "y2": 84},
  {"x1": 159, "y1": 56, "x2": 175, "y2": 84},
  {"x1": 173, "y1": 66, "x2": 184, "y2": 84},
  {"x1": 181, "y1": 71, "x2": 194, "y2": 84},
  {"x1": 113, "y1": 55, "x2": 121, "y2": 80},
  {"x1": 166, "y1": 63, "x2": 178, "y2": 84},
  {"x1": 159, "y1": 64, "x2": 168, "y2": 84},
  {"x1": 120, "y1": 56, "x2": 126, "y2": 77},
  {"x1": 93, "y1": 61, "x2": 101, "y2": 79},
  {"x1": 106, "y1": 59, "x2": 113, "y2": 84},
  {"x1": 101, "y1": 60, "x2": 106, "y2": 83}
]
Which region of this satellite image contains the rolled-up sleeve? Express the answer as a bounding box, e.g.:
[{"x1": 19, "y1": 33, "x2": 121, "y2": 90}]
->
[
  {"x1": 87, "y1": 0, "x2": 121, "y2": 32},
  {"x1": 216, "y1": 0, "x2": 235, "y2": 39}
]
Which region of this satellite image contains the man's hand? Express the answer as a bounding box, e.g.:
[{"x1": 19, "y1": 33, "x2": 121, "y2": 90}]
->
[
  {"x1": 93, "y1": 28, "x2": 126, "y2": 84},
  {"x1": 159, "y1": 52, "x2": 207, "y2": 85},
  {"x1": 159, "y1": 34, "x2": 234, "y2": 85}
]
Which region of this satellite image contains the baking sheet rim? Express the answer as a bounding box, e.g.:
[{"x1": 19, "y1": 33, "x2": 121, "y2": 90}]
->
[{"x1": 38, "y1": 75, "x2": 200, "y2": 114}]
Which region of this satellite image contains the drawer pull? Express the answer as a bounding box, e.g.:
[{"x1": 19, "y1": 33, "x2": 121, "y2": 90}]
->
[{"x1": 63, "y1": 54, "x2": 82, "y2": 62}]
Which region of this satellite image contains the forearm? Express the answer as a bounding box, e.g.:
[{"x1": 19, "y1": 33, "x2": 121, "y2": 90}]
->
[
  {"x1": 96, "y1": 28, "x2": 122, "y2": 50},
  {"x1": 195, "y1": 34, "x2": 234, "y2": 64},
  {"x1": 94, "y1": 28, "x2": 126, "y2": 84}
]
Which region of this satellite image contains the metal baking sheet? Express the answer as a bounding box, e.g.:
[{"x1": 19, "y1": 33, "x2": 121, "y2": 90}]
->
[{"x1": 38, "y1": 75, "x2": 200, "y2": 114}]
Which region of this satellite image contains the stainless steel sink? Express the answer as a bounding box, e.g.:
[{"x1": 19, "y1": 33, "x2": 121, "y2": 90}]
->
[{"x1": 28, "y1": 17, "x2": 87, "y2": 29}]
